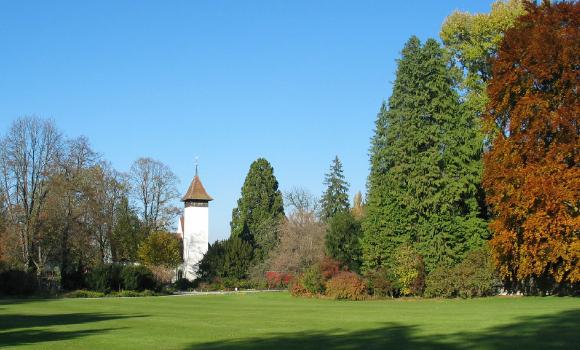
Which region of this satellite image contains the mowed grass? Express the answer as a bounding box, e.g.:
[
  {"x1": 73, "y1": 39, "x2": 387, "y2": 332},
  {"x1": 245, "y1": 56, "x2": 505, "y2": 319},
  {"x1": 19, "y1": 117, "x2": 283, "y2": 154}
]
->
[{"x1": 0, "y1": 292, "x2": 578, "y2": 350}]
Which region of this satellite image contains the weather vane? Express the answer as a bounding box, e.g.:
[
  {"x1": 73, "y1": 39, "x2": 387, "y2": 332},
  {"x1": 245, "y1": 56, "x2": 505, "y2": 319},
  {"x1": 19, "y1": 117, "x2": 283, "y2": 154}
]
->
[{"x1": 195, "y1": 156, "x2": 199, "y2": 176}]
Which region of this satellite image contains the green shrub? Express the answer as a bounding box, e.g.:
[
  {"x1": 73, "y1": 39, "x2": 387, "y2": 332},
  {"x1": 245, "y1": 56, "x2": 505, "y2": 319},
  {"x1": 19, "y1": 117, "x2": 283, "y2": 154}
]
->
[
  {"x1": 301, "y1": 265, "x2": 326, "y2": 294},
  {"x1": 64, "y1": 290, "x2": 105, "y2": 298},
  {"x1": 393, "y1": 244, "x2": 425, "y2": 296},
  {"x1": 424, "y1": 247, "x2": 499, "y2": 298},
  {"x1": 173, "y1": 278, "x2": 194, "y2": 291},
  {"x1": 454, "y1": 247, "x2": 498, "y2": 298},
  {"x1": 325, "y1": 271, "x2": 367, "y2": 300},
  {"x1": 110, "y1": 290, "x2": 140, "y2": 297},
  {"x1": 121, "y1": 265, "x2": 157, "y2": 292},
  {"x1": 365, "y1": 267, "x2": 396, "y2": 298},
  {"x1": 424, "y1": 265, "x2": 456, "y2": 298},
  {"x1": 86, "y1": 264, "x2": 123, "y2": 293},
  {"x1": 0, "y1": 270, "x2": 37, "y2": 296}
]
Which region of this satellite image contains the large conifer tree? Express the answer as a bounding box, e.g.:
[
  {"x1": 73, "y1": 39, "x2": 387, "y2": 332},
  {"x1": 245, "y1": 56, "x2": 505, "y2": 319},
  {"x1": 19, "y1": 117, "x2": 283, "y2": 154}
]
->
[
  {"x1": 230, "y1": 158, "x2": 284, "y2": 261},
  {"x1": 362, "y1": 36, "x2": 488, "y2": 272},
  {"x1": 320, "y1": 156, "x2": 350, "y2": 222}
]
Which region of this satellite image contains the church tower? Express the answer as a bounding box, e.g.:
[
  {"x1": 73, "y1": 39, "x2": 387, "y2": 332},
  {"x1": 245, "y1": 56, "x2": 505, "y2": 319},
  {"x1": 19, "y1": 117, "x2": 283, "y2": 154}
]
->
[{"x1": 180, "y1": 166, "x2": 212, "y2": 280}]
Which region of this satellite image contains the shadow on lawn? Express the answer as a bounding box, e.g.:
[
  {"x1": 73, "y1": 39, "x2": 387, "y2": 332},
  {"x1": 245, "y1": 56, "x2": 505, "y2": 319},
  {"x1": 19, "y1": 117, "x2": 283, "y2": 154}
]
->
[
  {"x1": 0, "y1": 312, "x2": 146, "y2": 348},
  {"x1": 184, "y1": 309, "x2": 580, "y2": 350}
]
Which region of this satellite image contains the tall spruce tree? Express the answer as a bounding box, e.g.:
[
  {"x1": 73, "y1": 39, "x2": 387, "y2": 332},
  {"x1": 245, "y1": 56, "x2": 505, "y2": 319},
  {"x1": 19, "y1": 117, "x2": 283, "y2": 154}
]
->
[
  {"x1": 362, "y1": 36, "x2": 488, "y2": 272},
  {"x1": 230, "y1": 158, "x2": 284, "y2": 261},
  {"x1": 320, "y1": 156, "x2": 350, "y2": 222}
]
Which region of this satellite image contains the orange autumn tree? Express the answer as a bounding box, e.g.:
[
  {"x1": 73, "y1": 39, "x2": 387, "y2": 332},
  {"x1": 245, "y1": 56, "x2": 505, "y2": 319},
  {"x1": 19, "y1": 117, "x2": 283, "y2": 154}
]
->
[{"x1": 483, "y1": 0, "x2": 579, "y2": 292}]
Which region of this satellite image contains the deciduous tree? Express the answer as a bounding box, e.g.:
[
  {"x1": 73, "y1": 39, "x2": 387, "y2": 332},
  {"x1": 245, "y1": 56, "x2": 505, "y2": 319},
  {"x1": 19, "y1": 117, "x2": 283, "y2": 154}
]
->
[
  {"x1": 483, "y1": 0, "x2": 580, "y2": 291},
  {"x1": 138, "y1": 231, "x2": 182, "y2": 269},
  {"x1": 0, "y1": 117, "x2": 62, "y2": 270},
  {"x1": 441, "y1": 0, "x2": 526, "y2": 114},
  {"x1": 130, "y1": 157, "x2": 179, "y2": 232}
]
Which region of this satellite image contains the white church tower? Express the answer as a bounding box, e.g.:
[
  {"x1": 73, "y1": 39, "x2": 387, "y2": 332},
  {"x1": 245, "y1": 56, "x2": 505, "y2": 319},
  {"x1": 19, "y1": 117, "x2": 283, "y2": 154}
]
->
[{"x1": 178, "y1": 166, "x2": 213, "y2": 280}]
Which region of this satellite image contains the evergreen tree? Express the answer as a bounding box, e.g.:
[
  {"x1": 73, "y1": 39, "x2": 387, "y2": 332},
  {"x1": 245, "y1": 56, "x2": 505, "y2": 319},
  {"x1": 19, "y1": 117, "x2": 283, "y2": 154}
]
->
[
  {"x1": 362, "y1": 36, "x2": 488, "y2": 272},
  {"x1": 230, "y1": 158, "x2": 284, "y2": 261},
  {"x1": 196, "y1": 238, "x2": 254, "y2": 281},
  {"x1": 325, "y1": 211, "x2": 362, "y2": 272},
  {"x1": 222, "y1": 237, "x2": 254, "y2": 280},
  {"x1": 320, "y1": 156, "x2": 350, "y2": 221},
  {"x1": 197, "y1": 240, "x2": 226, "y2": 282}
]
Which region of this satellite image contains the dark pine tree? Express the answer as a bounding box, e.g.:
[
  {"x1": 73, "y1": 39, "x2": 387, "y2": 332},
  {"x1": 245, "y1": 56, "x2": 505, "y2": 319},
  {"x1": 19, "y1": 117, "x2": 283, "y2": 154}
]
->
[
  {"x1": 362, "y1": 36, "x2": 488, "y2": 272},
  {"x1": 320, "y1": 156, "x2": 350, "y2": 222},
  {"x1": 230, "y1": 158, "x2": 284, "y2": 262}
]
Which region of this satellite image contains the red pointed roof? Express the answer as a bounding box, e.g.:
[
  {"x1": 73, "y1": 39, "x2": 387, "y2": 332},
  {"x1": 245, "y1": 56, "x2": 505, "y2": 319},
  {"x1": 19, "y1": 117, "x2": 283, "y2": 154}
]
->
[{"x1": 181, "y1": 175, "x2": 213, "y2": 202}]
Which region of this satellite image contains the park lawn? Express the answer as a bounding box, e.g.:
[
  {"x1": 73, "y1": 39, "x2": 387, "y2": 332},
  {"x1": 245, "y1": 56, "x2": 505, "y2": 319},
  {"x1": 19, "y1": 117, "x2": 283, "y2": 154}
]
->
[{"x1": 0, "y1": 292, "x2": 578, "y2": 350}]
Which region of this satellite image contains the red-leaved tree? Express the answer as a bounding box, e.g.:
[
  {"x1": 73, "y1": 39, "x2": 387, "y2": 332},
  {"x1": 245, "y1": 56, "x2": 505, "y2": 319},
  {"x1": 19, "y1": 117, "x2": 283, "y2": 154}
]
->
[{"x1": 483, "y1": 1, "x2": 579, "y2": 292}]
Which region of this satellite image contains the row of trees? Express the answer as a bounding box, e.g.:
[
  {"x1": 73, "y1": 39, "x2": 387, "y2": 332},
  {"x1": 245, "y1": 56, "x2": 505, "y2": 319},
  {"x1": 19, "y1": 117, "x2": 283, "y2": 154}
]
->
[
  {"x1": 365, "y1": 0, "x2": 578, "y2": 294},
  {"x1": 196, "y1": 155, "x2": 361, "y2": 287},
  {"x1": 197, "y1": 0, "x2": 578, "y2": 296},
  {"x1": 0, "y1": 118, "x2": 182, "y2": 290}
]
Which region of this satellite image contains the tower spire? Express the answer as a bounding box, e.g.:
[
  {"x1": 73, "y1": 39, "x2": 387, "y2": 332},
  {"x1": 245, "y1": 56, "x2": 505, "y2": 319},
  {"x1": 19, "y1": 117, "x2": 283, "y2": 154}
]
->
[{"x1": 195, "y1": 156, "x2": 199, "y2": 177}]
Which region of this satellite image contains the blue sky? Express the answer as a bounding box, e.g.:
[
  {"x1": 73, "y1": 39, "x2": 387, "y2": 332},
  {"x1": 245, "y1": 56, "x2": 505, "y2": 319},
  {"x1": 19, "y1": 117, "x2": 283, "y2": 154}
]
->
[{"x1": 0, "y1": 1, "x2": 491, "y2": 241}]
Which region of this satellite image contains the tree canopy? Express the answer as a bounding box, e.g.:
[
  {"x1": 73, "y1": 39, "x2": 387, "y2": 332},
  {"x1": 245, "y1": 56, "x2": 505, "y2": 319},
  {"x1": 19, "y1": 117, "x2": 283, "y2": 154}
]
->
[
  {"x1": 440, "y1": 0, "x2": 526, "y2": 114},
  {"x1": 362, "y1": 36, "x2": 488, "y2": 272},
  {"x1": 483, "y1": 0, "x2": 580, "y2": 290}
]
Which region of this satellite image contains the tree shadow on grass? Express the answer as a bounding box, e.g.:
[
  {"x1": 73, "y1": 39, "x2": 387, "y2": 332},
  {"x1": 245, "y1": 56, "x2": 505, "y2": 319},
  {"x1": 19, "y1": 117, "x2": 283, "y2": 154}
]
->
[
  {"x1": 0, "y1": 312, "x2": 146, "y2": 348},
  {"x1": 183, "y1": 309, "x2": 580, "y2": 350}
]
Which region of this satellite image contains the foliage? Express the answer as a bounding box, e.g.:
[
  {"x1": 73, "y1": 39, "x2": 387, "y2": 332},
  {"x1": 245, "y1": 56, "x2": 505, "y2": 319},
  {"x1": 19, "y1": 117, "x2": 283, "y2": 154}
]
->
[
  {"x1": 147, "y1": 265, "x2": 175, "y2": 285},
  {"x1": 121, "y1": 265, "x2": 157, "y2": 292},
  {"x1": 392, "y1": 244, "x2": 425, "y2": 296},
  {"x1": 351, "y1": 191, "x2": 365, "y2": 220},
  {"x1": 113, "y1": 197, "x2": 144, "y2": 263},
  {"x1": 86, "y1": 264, "x2": 123, "y2": 293},
  {"x1": 483, "y1": 1, "x2": 580, "y2": 290},
  {"x1": 196, "y1": 240, "x2": 227, "y2": 282},
  {"x1": 300, "y1": 265, "x2": 326, "y2": 295},
  {"x1": 268, "y1": 189, "x2": 326, "y2": 275},
  {"x1": 0, "y1": 269, "x2": 38, "y2": 296},
  {"x1": 424, "y1": 265, "x2": 456, "y2": 298},
  {"x1": 63, "y1": 290, "x2": 106, "y2": 298},
  {"x1": 222, "y1": 237, "x2": 254, "y2": 280},
  {"x1": 265, "y1": 271, "x2": 294, "y2": 289},
  {"x1": 325, "y1": 212, "x2": 362, "y2": 272},
  {"x1": 424, "y1": 246, "x2": 498, "y2": 298},
  {"x1": 320, "y1": 156, "x2": 350, "y2": 222},
  {"x1": 325, "y1": 271, "x2": 367, "y2": 300},
  {"x1": 454, "y1": 247, "x2": 498, "y2": 298},
  {"x1": 173, "y1": 278, "x2": 195, "y2": 291},
  {"x1": 197, "y1": 237, "x2": 253, "y2": 282},
  {"x1": 364, "y1": 267, "x2": 396, "y2": 298},
  {"x1": 138, "y1": 231, "x2": 182, "y2": 269},
  {"x1": 441, "y1": 0, "x2": 526, "y2": 114},
  {"x1": 231, "y1": 158, "x2": 284, "y2": 262},
  {"x1": 363, "y1": 37, "x2": 488, "y2": 273},
  {"x1": 319, "y1": 257, "x2": 342, "y2": 280}
]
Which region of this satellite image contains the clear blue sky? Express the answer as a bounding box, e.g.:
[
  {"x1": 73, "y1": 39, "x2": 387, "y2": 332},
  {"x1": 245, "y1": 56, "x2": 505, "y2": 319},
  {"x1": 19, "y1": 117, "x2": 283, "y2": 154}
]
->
[{"x1": 0, "y1": 1, "x2": 490, "y2": 241}]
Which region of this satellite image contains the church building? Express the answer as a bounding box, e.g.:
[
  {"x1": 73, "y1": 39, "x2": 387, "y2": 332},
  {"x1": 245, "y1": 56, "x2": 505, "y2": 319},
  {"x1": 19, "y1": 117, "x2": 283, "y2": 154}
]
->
[{"x1": 176, "y1": 168, "x2": 212, "y2": 280}]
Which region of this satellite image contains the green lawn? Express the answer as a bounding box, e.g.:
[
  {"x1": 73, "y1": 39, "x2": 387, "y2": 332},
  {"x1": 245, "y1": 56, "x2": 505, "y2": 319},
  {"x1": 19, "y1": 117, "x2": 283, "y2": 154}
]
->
[{"x1": 0, "y1": 292, "x2": 578, "y2": 350}]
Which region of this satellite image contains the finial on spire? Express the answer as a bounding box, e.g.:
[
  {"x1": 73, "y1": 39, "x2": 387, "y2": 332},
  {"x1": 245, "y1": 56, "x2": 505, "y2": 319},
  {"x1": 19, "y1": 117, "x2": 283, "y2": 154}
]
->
[{"x1": 195, "y1": 156, "x2": 199, "y2": 177}]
